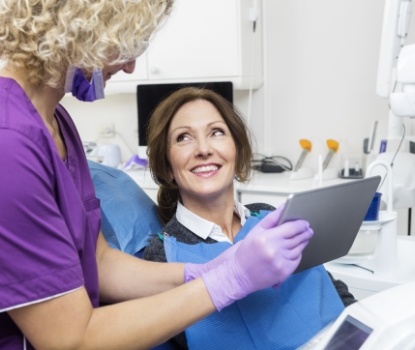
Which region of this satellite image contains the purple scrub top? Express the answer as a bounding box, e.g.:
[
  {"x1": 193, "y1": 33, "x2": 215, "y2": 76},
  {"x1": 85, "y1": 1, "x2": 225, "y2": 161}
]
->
[{"x1": 0, "y1": 77, "x2": 101, "y2": 349}]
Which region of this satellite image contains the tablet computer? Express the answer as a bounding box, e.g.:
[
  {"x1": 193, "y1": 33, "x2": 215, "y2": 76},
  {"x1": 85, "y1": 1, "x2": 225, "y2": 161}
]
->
[{"x1": 278, "y1": 176, "x2": 381, "y2": 273}]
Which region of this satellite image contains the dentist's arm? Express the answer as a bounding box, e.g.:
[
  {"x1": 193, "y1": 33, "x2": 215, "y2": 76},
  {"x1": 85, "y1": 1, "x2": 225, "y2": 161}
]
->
[
  {"x1": 96, "y1": 233, "x2": 185, "y2": 302},
  {"x1": 9, "y1": 210, "x2": 312, "y2": 350},
  {"x1": 10, "y1": 275, "x2": 215, "y2": 350}
]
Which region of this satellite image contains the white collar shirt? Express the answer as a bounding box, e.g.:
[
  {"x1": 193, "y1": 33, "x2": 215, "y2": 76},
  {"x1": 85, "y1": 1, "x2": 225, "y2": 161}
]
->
[{"x1": 175, "y1": 201, "x2": 251, "y2": 244}]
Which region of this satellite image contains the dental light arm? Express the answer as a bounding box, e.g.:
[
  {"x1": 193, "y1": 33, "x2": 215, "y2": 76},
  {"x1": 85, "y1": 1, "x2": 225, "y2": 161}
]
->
[
  {"x1": 377, "y1": 0, "x2": 413, "y2": 138},
  {"x1": 370, "y1": 1, "x2": 415, "y2": 211},
  {"x1": 390, "y1": 44, "x2": 415, "y2": 117},
  {"x1": 377, "y1": 0, "x2": 413, "y2": 99}
]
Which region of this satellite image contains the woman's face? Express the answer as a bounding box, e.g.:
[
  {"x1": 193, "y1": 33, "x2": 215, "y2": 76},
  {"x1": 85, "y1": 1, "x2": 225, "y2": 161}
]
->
[{"x1": 167, "y1": 99, "x2": 237, "y2": 204}]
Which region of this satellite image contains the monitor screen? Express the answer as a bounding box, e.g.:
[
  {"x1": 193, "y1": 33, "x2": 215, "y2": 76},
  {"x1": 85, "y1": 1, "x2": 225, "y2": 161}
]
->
[
  {"x1": 324, "y1": 315, "x2": 373, "y2": 350},
  {"x1": 136, "y1": 81, "x2": 233, "y2": 146}
]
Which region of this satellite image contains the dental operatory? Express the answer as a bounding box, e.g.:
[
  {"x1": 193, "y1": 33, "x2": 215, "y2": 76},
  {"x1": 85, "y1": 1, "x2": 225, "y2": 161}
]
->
[{"x1": 3, "y1": 0, "x2": 415, "y2": 349}]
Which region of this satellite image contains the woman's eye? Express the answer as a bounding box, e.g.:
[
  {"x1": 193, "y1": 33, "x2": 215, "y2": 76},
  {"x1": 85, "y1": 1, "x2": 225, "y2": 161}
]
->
[
  {"x1": 176, "y1": 133, "x2": 189, "y2": 142},
  {"x1": 212, "y1": 128, "x2": 225, "y2": 137}
]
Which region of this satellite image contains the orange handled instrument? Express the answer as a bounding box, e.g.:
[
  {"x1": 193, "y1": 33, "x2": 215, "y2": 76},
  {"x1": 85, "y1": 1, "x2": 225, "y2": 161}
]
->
[
  {"x1": 322, "y1": 139, "x2": 339, "y2": 170},
  {"x1": 293, "y1": 139, "x2": 312, "y2": 171}
]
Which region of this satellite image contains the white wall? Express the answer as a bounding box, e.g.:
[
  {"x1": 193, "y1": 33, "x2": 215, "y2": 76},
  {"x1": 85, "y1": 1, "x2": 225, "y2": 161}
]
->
[
  {"x1": 262, "y1": 0, "x2": 415, "y2": 172},
  {"x1": 61, "y1": 0, "x2": 415, "y2": 171},
  {"x1": 61, "y1": 93, "x2": 139, "y2": 162}
]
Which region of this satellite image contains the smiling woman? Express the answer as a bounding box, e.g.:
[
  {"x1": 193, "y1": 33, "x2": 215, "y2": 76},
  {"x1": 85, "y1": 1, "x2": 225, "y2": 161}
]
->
[
  {"x1": 143, "y1": 86, "x2": 355, "y2": 350},
  {"x1": 166, "y1": 99, "x2": 238, "y2": 215},
  {"x1": 146, "y1": 86, "x2": 253, "y2": 225}
]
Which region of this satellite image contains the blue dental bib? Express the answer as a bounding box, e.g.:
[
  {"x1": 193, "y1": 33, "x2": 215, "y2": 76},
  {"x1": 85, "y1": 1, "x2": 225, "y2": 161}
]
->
[{"x1": 164, "y1": 211, "x2": 344, "y2": 350}]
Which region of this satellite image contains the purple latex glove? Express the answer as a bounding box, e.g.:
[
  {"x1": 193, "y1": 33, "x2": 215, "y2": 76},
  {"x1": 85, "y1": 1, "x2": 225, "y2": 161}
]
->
[
  {"x1": 200, "y1": 209, "x2": 313, "y2": 311},
  {"x1": 184, "y1": 205, "x2": 286, "y2": 283},
  {"x1": 184, "y1": 241, "x2": 241, "y2": 283}
]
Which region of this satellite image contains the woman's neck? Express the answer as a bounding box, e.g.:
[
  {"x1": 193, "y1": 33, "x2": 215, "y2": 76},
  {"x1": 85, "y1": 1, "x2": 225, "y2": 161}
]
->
[{"x1": 182, "y1": 192, "x2": 241, "y2": 241}]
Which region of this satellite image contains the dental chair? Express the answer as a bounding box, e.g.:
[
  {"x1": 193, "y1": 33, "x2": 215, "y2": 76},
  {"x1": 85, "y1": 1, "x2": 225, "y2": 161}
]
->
[
  {"x1": 88, "y1": 160, "x2": 179, "y2": 350},
  {"x1": 88, "y1": 160, "x2": 162, "y2": 256}
]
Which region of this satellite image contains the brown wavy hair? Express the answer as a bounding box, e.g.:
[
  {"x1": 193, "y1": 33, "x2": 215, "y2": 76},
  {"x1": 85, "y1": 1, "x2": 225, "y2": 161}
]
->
[{"x1": 146, "y1": 86, "x2": 253, "y2": 224}]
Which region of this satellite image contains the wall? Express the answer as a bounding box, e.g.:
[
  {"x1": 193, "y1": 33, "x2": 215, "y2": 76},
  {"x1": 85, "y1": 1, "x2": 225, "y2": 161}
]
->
[
  {"x1": 61, "y1": 0, "x2": 415, "y2": 171},
  {"x1": 61, "y1": 93, "x2": 139, "y2": 161},
  {"x1": 262, "y1": 0, "x2": 415, "y2": 173}
]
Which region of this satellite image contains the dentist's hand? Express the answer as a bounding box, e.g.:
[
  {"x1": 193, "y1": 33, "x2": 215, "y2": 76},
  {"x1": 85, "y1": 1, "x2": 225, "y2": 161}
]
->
[
  {"x1": 184, "y1": 205, "x2": 286, "y2": 282},
  {"x1": 198, "y1": 208, "x2": 313, "y2": 311}
]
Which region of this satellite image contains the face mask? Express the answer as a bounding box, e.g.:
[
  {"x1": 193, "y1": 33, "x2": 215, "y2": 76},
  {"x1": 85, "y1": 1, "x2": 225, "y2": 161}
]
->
[{"x1": 64, "y1": 67, "x2": 105, "y2": 102}]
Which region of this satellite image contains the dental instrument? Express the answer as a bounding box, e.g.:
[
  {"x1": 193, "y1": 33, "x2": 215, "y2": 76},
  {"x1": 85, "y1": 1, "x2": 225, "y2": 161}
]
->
[
  {"x1": 293, "y1": 139, "x2": 312, "y2": 171},
  {"x1": 322, "y1": 139, "x2": 339, "y2": 170}
]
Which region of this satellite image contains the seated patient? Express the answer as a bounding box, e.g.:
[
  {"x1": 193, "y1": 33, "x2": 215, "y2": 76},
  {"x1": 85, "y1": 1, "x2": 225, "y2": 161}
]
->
[{"x1": 143, "y1": 87, "x2": 355, "y2": 350}]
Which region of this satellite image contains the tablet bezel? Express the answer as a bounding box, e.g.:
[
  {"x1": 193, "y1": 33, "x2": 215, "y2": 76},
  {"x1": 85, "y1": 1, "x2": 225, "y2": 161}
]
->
[{"x1": 277, "y1": 176, "x2": 381, "y2": 273}]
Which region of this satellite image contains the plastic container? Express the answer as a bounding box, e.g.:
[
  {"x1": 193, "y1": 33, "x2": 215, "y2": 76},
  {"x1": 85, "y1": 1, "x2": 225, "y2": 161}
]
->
[
  {"x1": 348, "y1": 227, "x2": 379, "y2": 256},
  {"x1": 364, "y1": 192, "x2": 382, "y2": 221}
]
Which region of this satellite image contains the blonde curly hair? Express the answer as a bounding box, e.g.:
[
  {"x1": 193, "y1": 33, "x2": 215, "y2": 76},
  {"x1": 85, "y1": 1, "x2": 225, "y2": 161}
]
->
[{"x1": 0, "y1": 0, "x2": 173, "y2": 87}]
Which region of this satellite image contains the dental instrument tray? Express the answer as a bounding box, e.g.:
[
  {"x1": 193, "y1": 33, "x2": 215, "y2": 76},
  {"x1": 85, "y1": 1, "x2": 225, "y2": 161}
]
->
[{"x1": 278, "y1": 176, "x2": 381, "y2": 272}]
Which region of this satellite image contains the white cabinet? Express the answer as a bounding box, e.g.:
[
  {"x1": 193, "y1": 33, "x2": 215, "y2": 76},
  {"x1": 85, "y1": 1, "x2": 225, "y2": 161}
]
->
[
  {"x1": 105, "y1": 54, "x2": 148, "y2": 93},
  {"x1": 106, "y1": 0, "x2": 263, "y2": 94}
]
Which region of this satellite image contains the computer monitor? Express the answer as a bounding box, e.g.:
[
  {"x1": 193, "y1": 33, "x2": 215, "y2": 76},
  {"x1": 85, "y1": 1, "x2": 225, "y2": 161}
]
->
[{"x1": 136, "y1": 81, "x2": 233, "y2": 146}]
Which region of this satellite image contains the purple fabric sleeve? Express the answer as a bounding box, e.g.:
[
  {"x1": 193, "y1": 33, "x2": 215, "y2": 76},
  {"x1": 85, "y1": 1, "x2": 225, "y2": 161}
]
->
[
  {"x1": 0, "y1": 76, "x2": 101, "y2": 349},
  {"x1": 0, "y1": 128, "x2": 84, "y2": 309},
  {"x1": 0, "y1": 77, "x2": 101, "y2": 349},
  {"x1": 0, "y1": 79, "x2": 100, "y2": 312}
]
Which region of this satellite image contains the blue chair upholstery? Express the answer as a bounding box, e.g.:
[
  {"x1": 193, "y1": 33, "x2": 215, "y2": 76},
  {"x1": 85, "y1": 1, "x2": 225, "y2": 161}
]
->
[
  {"x1": 88, "y1": 160, "x2": 162, "y2": 255},
  {"x1": 88, "y1": 161, "x2": 179, "y2": 350}
]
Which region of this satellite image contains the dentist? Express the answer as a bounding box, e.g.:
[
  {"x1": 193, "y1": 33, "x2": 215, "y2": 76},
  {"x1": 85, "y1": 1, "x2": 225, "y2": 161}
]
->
[{"x1": 0, "y1": 1, "x2": 313, "y2": 349}]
